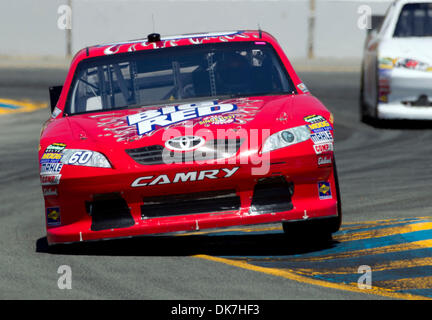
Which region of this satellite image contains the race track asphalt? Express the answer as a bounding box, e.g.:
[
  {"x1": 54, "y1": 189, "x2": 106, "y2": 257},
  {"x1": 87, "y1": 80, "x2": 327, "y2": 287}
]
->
[{"x1": 0, "y1": 67, "x2": 430, "y2": 300}]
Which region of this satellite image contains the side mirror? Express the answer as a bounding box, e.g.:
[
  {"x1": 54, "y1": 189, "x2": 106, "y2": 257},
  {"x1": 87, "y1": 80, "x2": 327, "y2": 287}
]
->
[
  {"x1": 367, "y1": 15, "x2": 385, "y2": 35},
  {"x1": 49, "y1": 86, "x2": 63, "y2": 113},
  {"x1": 369, "y1": 29, "x2": 378, "y2": 39}
]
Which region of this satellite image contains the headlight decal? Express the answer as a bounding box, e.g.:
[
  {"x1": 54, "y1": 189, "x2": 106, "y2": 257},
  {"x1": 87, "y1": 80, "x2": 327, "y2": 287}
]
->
[
  {"x1": 61, "y1": 149, "x2": 111, "y2": 168},
  {"x1": 65, "y1": 151, "x2": 93, "y2": 165},
  {"x1": 40, "y1": 144, "x2": 112, "y2": 183},
  {"x1": 262, "y1": 125, "x2": 311, "y2": 153}
]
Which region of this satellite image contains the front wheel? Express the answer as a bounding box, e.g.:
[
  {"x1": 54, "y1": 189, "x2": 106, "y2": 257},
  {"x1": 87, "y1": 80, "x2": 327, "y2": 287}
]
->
[
  {"x1": 359, "y1": 67, "x2": 370, "y2": 123},
  {"x1": 360, "y1": 63, "x2": 382, "y2": 125},
  {"x1": 282, "y1": 157, "x2": 342, "y2": 240}
]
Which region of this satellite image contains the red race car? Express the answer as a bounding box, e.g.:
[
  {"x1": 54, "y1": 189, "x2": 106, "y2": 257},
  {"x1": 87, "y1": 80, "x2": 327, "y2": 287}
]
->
[{"x1": 40, "y1": 30, "x2": 341, "y2": 245}]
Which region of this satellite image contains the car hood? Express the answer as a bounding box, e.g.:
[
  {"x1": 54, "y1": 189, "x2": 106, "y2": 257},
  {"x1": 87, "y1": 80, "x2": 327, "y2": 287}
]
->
[
  {"x1": 49, "y1": 94, "x2": 328, "y2": 150},
  {"x1": 380, "y1": 37, "x2": 432, "y2": 63}
]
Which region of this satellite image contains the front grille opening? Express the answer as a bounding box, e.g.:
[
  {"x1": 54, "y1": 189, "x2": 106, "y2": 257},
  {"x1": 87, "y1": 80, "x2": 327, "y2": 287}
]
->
[
  {"x1": 141, "y1": 189, "x2": 240, "y2": 219},
  {"x1": 126, "y1": 138, "x2": 243, "y2": 165},
  {"x1": 402, "y1": 94, "x2": 432, "y2": 107},
  {"x1": 87, "y1": 193, "x2": 135, "y2": 231},
  {"x1": 249, "y1": 176, "x2": 294, "y2": 215}
]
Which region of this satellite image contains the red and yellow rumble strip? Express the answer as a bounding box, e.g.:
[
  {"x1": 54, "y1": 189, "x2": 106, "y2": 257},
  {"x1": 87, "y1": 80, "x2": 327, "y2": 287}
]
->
[{"x1": 0, "y1": 98, "x2": 47, "y2": 115}]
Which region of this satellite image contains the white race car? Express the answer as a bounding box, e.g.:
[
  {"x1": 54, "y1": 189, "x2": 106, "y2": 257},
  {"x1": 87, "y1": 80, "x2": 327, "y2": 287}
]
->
[{"x1": 360, "y1": 0, "x2": 432, "y2": 121}]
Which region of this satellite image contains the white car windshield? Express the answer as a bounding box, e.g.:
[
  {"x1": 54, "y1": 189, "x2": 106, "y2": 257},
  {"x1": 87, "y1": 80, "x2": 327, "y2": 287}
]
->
[
  {"x1": 65, "y1": 42, "x2": 295, "y2": 115},
  {"x1": 394, "y1": 2, "x2": 432, "y2": 37}
]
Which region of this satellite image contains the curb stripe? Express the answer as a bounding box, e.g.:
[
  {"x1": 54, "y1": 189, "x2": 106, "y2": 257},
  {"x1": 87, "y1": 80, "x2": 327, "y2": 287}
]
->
[
  {"x1": 288, "y1": 239, "x2": 432, "y2": 262},
  {"x1": 193, "y1": 254, "x2": 432, "y2": 300},
  {"x1": 289, "y1": 229, "x2": 432, "y2": 260},
  {"x1": 302, "y1": 266, "x2": 432, "y2": 284},
  {"x1": 375, "y1": 276, "x2": 432, "y2": 291},
  {"x1": 192, "y1": 218, "x2": 432, "y2": 299},
  {"x1": 0, "y1": 98, "x2": 47, "y2": 114},
  {"x1": 340, "y1": 217, "x2": 426, "y2": 229},
  {"x1": 338, "y1": 219, "x2": 429, "y2": 234},
  {"x1": 335, "y1": 221, "x2": 432, "y2": 242},
  {"x1": 288, "y1": 257, "x2": 432, "y2": 275}
]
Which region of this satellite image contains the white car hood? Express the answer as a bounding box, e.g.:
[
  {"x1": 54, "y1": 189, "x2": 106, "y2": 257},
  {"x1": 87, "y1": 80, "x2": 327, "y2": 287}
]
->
[{"x1": 379, "y1": 37, "x2": 432, "y2": 63}]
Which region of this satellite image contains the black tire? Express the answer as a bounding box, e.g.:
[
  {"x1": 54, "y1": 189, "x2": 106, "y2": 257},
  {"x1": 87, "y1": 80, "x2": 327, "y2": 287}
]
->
[
  {"x1": 359, "y1": 66, "x2": 371, "y2": 123},
  {"x1": 360, "y1": 62, "x2": 381, "y2": 125},
  {"x1": 282, "y1": 156, "x2": 342, "y2": 240},
  {"x1": 371, "y1": 63, "x2": 380, "y2": 123}
]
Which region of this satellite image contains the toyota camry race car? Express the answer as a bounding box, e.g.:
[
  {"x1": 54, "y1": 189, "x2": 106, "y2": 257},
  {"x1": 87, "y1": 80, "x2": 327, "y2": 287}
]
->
[
  {"x1": 360, "y1": 0, "x2": 432, "y2": 121},
  {"x1": 40, "y1": 30, "x2": 341, "y2": 245}
]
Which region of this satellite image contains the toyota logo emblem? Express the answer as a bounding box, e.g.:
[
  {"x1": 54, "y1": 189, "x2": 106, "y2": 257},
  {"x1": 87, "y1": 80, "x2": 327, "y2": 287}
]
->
[{"x1": 165, "y1": 136, "x2": 205, "y2": 151}]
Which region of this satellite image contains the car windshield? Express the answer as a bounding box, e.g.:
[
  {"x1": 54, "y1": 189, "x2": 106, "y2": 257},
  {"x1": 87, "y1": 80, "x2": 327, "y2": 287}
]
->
[
  {"x1": 65, "y1": 41, "x2": 295, "y2": 115},
  {"x1": 394, "y1": 3, "x2": 432, "y2": 37}
]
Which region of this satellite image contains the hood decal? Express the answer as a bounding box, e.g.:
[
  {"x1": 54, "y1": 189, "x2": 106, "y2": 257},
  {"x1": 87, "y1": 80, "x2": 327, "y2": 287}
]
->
[
  {"x1": 127, "y1": 101, "x2": 237, "y2": 135},
  {"x1": 88, "y1": 98, "x2": 264, "y2": 142}
]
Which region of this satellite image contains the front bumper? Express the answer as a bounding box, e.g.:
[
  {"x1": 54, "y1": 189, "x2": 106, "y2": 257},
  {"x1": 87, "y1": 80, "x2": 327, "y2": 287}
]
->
[
  {"x1": 378, "y1": 103, "x2": 432, "y2": 120},
  {"x1": 42, "y1": 143, "x2": 339, "y2": 245},
  {"x1": 378, "y1": 68, "x2": 432, "y2": 120}
]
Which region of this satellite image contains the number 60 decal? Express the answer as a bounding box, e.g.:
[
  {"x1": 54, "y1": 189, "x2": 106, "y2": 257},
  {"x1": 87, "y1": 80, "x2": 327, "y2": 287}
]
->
[{"x1": 68, "y1": 151, "x2": 93, "y2": 164}]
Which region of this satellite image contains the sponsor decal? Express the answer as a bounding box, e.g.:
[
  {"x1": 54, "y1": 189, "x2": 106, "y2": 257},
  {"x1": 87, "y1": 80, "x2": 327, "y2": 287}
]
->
[
  {"x1": 304, "y1": 115, "x2": 326, "y2": 123},
  {"x1": 317, "y1": 153, "x2": 332, "y2": 167},
  {"x1": 378, "y1": 69, "x2": 391, "y2": 103},
  {"x1": 199, "y1": 114, "x2": 236, "y2": 126},
  {"x1": 297, "y1": 83, "x2": 309, "y2": 93},
  {"x1": 92, "y1": 98, "x2": 262, "y2": 142},
  {"x1": 276, "y1": 112, "x2": 289, "y2": 123},
  {"x1": 40, "y1": 163, "x2": 63, "y2": 175},
  {"x1": 51, "y1": 107, "x2": 62, "y2": 119},
  {"x1": 310, "y1": 131, "x2": 333, "y2": 144},
  {"x1": 379, "y1": 57, "x2": 432, "y2": 72},
  {"x1": 313, "y1": 142, "x2": 333, "y2": 154},
  {"x1": 318, "y1": 181, "x2": 332, "y2": 200},
  {"x1": 307, "y1": 120, "x2": 332, "y2": 134},
  {"x1": 131, "y1": 167, "x2": 239, "y2": 187},
  {"x1": 378, "y1": 57, "x2": 395, "y2": 70},
  {"x1": 45, "y1": 143, "x2": 66, "y2": 153},
  {"x1": 40, "y1": 143, "x2": 66, "y2": 164},
  {"x1": 42, "y1": 187, "x2": 58, "y2": 196},
  {"x1": 46, "y1": 207, "x2": 61, "y2": 226},
  {"x1": 40, "y1": 174, "x2": 62, "y2": 186},
  {"x1": 127, "y1": 102, "x2": 237, "y2": 135},
  {"x1": 40, "y1": 152, "x2": 63, "y2": 164}
]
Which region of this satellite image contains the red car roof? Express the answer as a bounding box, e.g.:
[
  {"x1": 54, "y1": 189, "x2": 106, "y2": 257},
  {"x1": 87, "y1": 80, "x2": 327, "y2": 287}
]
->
[
  {"x1": 56, "y1": 30, "x2": 303, "y2": 112},
  {"x1": 72, "y1": 30, "x2": 278, "y2": 63}
]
